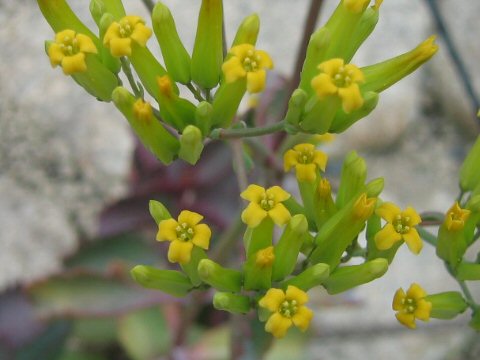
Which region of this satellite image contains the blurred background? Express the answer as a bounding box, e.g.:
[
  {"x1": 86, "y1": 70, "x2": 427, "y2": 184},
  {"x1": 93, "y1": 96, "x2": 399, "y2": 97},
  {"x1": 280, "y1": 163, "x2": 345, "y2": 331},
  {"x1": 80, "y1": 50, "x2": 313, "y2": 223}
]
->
[{"x1": 0, "y1": 0, "x2": 479, "y2": 359}]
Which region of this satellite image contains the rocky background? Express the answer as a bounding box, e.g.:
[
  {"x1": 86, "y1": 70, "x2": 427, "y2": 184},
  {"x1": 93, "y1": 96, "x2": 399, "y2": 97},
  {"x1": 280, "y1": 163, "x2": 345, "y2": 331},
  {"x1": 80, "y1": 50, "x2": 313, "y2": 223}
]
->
[{"x1": 0, "y1": 0, "x2": 479, "y2": 358}]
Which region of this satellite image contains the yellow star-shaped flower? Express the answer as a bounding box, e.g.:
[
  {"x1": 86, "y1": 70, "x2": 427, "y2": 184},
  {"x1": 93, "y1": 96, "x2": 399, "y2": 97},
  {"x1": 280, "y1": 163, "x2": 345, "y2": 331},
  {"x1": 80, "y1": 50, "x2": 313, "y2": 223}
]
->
[
  {"x1": 103, "y1": 15, "x2": 152, "y2": 57},
  {"x1": 259, "y1": 286, "x2": 314, "y2": 338},
  {"x1": 222, "y1": 44, "x2": 274, "y2": 93},
  {"x1": 157, "y1": 210, "x2": 211, "y2": 264},
  {"x1": 393, "y1": 283, "x2": 432, "y2": 329},
  {"x1": 375, "y1": 202, "x2": 423, "y2": 254},
  {"x1": 240, "y1": 185, "x2": 291, "y2": 228},
  {"x1": 48, "y1": 30, "x2": 97, "y2": 75},
  {"x1": 444, "y1": 202, "x2": 470, "y2": 231},
  {"x1": 311, "y1": 58, "x2": 365, "y2": 113},
  {"x1": 283, "y1": 143, "x2": 328, "y2": 182}
]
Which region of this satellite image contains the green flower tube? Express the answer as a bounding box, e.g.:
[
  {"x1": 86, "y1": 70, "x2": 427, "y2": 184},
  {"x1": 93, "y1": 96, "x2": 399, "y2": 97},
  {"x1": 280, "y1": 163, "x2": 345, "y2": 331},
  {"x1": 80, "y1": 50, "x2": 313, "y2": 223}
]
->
[
  {"x1": 131, "y1": 265, "x2": 193, "y2": 297},
  {"x1": 181, "y1": 246, "x2": 207, "y2": 287},
  {"x1": 343, "y1": 6, "x2": 380, "y2": 62},
  {"x1": 299, "y1": 95, "x2": 341, "y2": 134},
  {"x1": 149, "y1": 200, "x2": 172, "y2": 225},
  {"x1": 195, "y1": 101, "x2": 214, "y2": 135},
  {"x1": 179, "y1": 125, "x2": 204, "y2": 165},
  {"x1": 279, "y1": 263, "x2": 330, "y2": 291},
  {"x1": 460, "y1": 135, "x2": 480, "y2": 192},
  {"x1": 231, "y1": 13, "x2": 260, "y2": 47},
  {"x1": 313, "y1": 178, "x2": 337, "y2": 228},
  {"x1": 152, "y1": 2, "x2": 191, "y2": 84},
  {"x1": 284, "y1": 89, "x2": 308, "y2": 127},
  {"x1": 322, "y1": 258, "x2": 388, "y2": 294},
  {"x1": 191, "y1": 0, "x2": 224, "y2": 89},
  {"x1": 424, "y1": 292, "x2": 468, "y2": 320},
  {"x1": 336, "y1": 151, "x2": 367, "y2": 208},
  {"x1": 211, "y1": 79, "x2": 246, "y2": 128},
  {"x1": 243, "y1": 246, "x2": 274, "y2": 290},
  {"x1": 213, "y1": 292, "x2": 251, "y2": 314},
  {"x1": 111, "y1": 87, "x2": 179, "y2": 164},
  {"x1": 198, "y1": 259, "x2": 243, "y2": 292},
  {"x1": 90, "y1": 0, "x2": 125, "y2": 22},
  {"x1": 329, "y1": 91, "x2": 379, "y2": 133},
  {"x1": 272, "y1": 215, "x2": 309, "y2": 281}
]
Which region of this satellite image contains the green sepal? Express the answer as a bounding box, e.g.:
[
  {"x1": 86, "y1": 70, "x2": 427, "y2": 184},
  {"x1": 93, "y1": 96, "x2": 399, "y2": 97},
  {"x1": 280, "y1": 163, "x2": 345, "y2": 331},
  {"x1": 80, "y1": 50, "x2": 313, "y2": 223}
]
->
[
  {"x1": 198, "y1": 259, "x2": 243, "y2": 292},
  {"x1": 232, "y1": 13, "x2": 260, "y2": 47},
  {"x1": 361, "y1": 36, "x2": 438, "y2": 94},
  {"x1": 366, "y1": 214, "x2": 402, "y2": 263},
  {"x1": 365, "y1": 177, "x2": 384, "y2": 198},
  {"x1": 111, "y1": 87, "x2": 179, "y2": 164},
  {"x1": 71, "y1": 54, "x2": 119, "y2": 101},
  {"x1": 298, "y1": 180, "x2": 317, "y2": 232},
  {"x1": 180, "y1": 246, "x2": 207, "y2": 287},
  {"x1": 285, "y1": 89, "x2": 308, "y2": 127},
  {"x1": 272, "y1": 215, "x2": 309, "y2": 281},
  {"x1": 90, "y1": 0, "x2": 106, "y2": 26},
  {"x1": 98, "y1": 13, "x2": 122, "y2": 73},
  {"x1": 211, "y1": 79, "x2": 246, "y2": 128},
  {"x1": 130, "y1": 265, "x2": 192, "y2": 297},
  {"x1": 424, "y1": 291, "x2": 468, "y2": 319},
  {"x1": 191, "y1": 0, "x2": 223, "y2": 89},
  {"x1": 460, "y1": 136, "x2": 480, "y2": 192},
  {"x1": 329, "y1": 92, "x2": 379, "y2": 133},
  {"x1": 152, "y1": 2, "x2": 191, "y2": 84},
  {"x1": 243, "y1": 247, "x2": 273, "y2": 291},
  {"x1": 213, "y1": 292, "x2": 251, "y2": 314},
  {"x1": 322, "y1": 258, "x2": 388, "y2": 295},
  {"x1": 298, "y1": 27, "x2": 331, "y2": 97},
  {"x1": 129, "y1": 43, "x2": 173, "y2": 99},
  {"x1": 336, "y1": 151, "x2": 367, "y2": 209},
  {"x1": 243, "y1": 218, "x2": 274, "y2": 257},
  {"x1": 456, "y1": 262, "x2": 480, "y2": 281},
  {"x1": 90, "y1": 0, "x2": 125, "y2": 21},
  {"x1": 469, "y1": 310, "x2": 480, "y2": 331},
  {"x1": 149, "y1": 200, "x2": 172, "y2": 225},
  {"x1": 179, "y1": 125, "x2": 204, "y2": 165},
  {"x1": 436, "y1": 223, "x2": 467, "y2": 269},
  {"x1": 38, "y1": 0, "x2": 100, "y2": 49},
  {"x1": 299, "y1": 95, "x2": 341, "y2": 134},
  {"x1": 283, "y1": 196, "x2": 308, "y2": 220},
  {"x1": 279, "y1": 263, "x2": 330, "y2": 291}
]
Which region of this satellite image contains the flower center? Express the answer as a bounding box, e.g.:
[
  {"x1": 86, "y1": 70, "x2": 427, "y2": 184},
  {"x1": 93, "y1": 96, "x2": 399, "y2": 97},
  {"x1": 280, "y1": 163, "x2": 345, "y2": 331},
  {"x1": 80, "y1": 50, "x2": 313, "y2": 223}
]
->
[
  {"x1": 401, "y1": 297, "x2": 417, "y2": 314},
  {"x1": 393, "y1": 214, "x2": 411, "y2": 234},
  {"x1": 175, "y1": 222, "x2": 194, "y2": 241},
  {"x1": 333, "y1": 66, "x2": 355, "y2": 88},
  {"x1": 297, "y1": 150, "x2": 314, "y2": 164},
  {"x1": 242, "y1": 50, "x2": 262, "y2": 72},
  {"x1": 259, "y1": 193, "x2": 275, "y2": 211},
  {"x1": 60, "y1": 36, "x2": 79, "y2": 56},
  {"x1": 119, "y1": 20, "x2": 133, "y2": 38},
  {"x1": 279, "y1": 300, "x2": 298, "y2": 318}
]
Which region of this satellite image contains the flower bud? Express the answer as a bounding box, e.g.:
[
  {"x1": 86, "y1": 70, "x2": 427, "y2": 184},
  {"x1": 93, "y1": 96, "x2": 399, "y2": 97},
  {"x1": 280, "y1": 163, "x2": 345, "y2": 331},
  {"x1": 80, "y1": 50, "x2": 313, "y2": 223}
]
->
[
  {"x1": 191, "y1": 0, "x2": 224, "y2": 89},
  {"x1": 456, "y1": 262, "x2": 480, "y2": 281},
  {"x1": 336, "y1": 151, "x2": 367, "y2": 208},
  {"x1": 131, "y1": 265, "x2": 192, "y2": 297},
  {"x1": 313, "y1": 178, "x2": 337, "y2": 228},
  {"x1": 365, "y1": 177, "x2": 384, "y2": 198},
  {"x1": 329, "y1": 91, "x2": 379, "y2": 133},
  {"x1": 280, "y1": 263, "x2": 330, "y2": 291},
  {"x1": 322, "y1": 258, "x2": 388, "y2": 294},
  {"x1": 343, "y1": 6, "x2": 380, "y2": 62},
  {"x1": 195, "y1": 101, "x2": 214, "y2": 135},
  {"x1": 424, "y1": 291, "x2": 468, "y2": 319},
  {"x1": 285, "y1": 89, "x2": 308, "y2": 127},
  {"x1": 272, "y1": 215, "x2": 309, "y2": 281},
  {"x1": 179, "y1": 125, "x2": 204, "y2": 165},
  {"x1": 213, "y1": 292, "x2": 251, "y2": 314},
  {"x1": 152, "y1": 2, "x2": 191, "y2": 84},
  {"x1": 90, "y1": 0, "x2": 106, "y2": 26},
  {"x1": 361, "y1": 36, "x2": 438, "y2": 94},
  {"x1": 198, "y1": 259, "x2": 243, "y2": 292},
  {"x1": 459, "y1": 135, "x2": 480, "y2": 192},
  {"x1": 149, "y1": 200, "x2": 172, "y2": 225},
  {"x1": 112, "y1": 87, "x2": 179, "y2": 164},
  {"x1": 243, "y1": 246, "x2": 274, "y2": 290},
  {"x1": 232, "y1": 13, "x2": 260, "y2": 47}
]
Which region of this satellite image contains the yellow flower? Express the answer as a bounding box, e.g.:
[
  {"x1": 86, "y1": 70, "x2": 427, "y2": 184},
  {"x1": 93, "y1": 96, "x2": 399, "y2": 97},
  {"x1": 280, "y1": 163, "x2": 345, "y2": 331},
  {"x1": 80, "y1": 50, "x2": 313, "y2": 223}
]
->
[
  {"x1": 222, "y1": 44, "x2": 274, "y2": 93},
  {"x1": 133, "y1": 99, "x2": 153, "y2": 122},
  {"x1": 241, "y1": 185, "x2": 291, "y2": 228},
  {"x1": 311, "y1": 58, "x2": 365, "y2": 113},
  {"x1": 103, "y1": 15, "x2": 152, "y2": 57},
  {"x1": 353, "y1": 193, "x2": 377, "y2": 220},
  {"x1": 259, "y1": 285, "x2": 314, "y2": 338},
  {"x1": 343, "y1": 0, "x2": 370, "y2": 13},
  {"x1": 283, "y1": 143, "x2": 328, "y2": 182},
  {"x1": 48, "y1": 30, "x2": 97, "y2": 75},
  {"x1": 444, "y1": 202, "x2": 470, "y2": 231},
  {"x1": 375, "y1": 202, "x2": 423, "y2": 254},
  {"x1": 256, "y1": 246, "x2": 275, "y2": 268},
  {"x1": 157, "y1": 210, "x2": 211, "y2": 264},
  {"x1": 392, "y1": 283, "x2": 432, "y2": 329}
]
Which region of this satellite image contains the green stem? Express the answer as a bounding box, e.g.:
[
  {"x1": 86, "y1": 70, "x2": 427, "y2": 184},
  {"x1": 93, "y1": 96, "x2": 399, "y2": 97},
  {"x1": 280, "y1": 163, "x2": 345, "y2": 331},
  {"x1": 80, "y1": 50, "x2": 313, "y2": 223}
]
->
[
  {"x1": 187, "y1": 82, "x2": 205, "y2": 102},
  {"x1": 457, "y1": 279, "x2": 479, "y2": 311},
  {"x1": 120, "y1": 57, "x2": 142, "y2": 98},
  {"x1": 417, "y1": 226, "x2": 438, "y2": 247},
  {"x1": 210, "y1": 120, "x2": 287, "y2": 140}
]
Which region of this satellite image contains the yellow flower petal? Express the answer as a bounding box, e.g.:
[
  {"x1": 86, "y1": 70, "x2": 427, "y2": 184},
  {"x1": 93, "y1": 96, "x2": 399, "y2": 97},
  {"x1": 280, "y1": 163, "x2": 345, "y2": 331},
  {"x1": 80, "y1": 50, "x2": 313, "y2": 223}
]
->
[
  {"x1": 229, "y1": 43, "x2": 254, "y2": 59},
  {"x1": 255, "y1": 50, "x2": 274, "y2": 69},
  {"x1": 109, "y1": 37, "x2": 132, "y2": 57},
  {"x1": 283, "y1": 149, "x2": 299, "y2": 172},
  {"x1": 414, "y1": 299, "x2": 432, "y2": 321},
  {"x1": 178, "y1": 210, "x2": 203, "y2": 227},
  {"x1": 246, "y1": 69, "x2": 266, "y2": 93},
  {"x1": 48, "y1": 43, "x2": 64, "y2": 66},
  {"x1": 376, "y1": 202, "x2": 402, "y2": 223},
  {"x1": 293, "y1": 143, "x2": 315, "y2": 153},
  {"x1": 312, "y1": 151, "x2": 328, "y2": 171},
  {"x1": 375, "y1": 224, "x2": 403, "y2": 250},
  {"x1": 267, "y1": 186, "x2": 290, "y2": 202},
  {"x1": 265, "y1": 313, "x2": 292, "y2": 338},
  {"x1": 311, "y1": 73, "x2": 337, "y2": 98},
  {"x1": 318, "y1": 58, "x2": 344, "y2": 76},
  {"x1": 103, "y1": 23, "x2": 120, "y2": 45},
  {"x1": 406, "y1": 283, "x2": 427, "y2": 300},
  {"x1": 402, "y1": 207, "x2": 422, "y2": 226},
  {"x1": 344, "y1": 64, "x2": 365, "y2": 83},
  {"x1": 259, "y1": 288, "x2": 285, "y2": 312},
  {"x1": 168, "y1": 240, "x2": 194, "y2": 264},
  {"x1": 402, "y1": 228, "x2": 423, "y2": 254},
  {"x1": 395, "y1": 312, "x2": 416, "y2": 329},
  {"x1": 268, "y1": 203, "x2": 291, "y2": 226},
  {"x1": 222, "y1": 57, "x2": 247, "y2": 83},
  {"x1": 241, "y1": 202, "x2": 267, "y2": 228},
  {"x1": 76, "y1": 34, "x2": 97, "y2": 54},
  {"x1": 124, "y1": 16, "x2": 143, "y2": 27},
  {"x1": 61, "y1": 53, "x2": 87, "y2": 74},
  {"x1": 55, "y1": 29, "x2": 76, "y2": 43},
  {"x1": 157, "y1": 218, "x2": 179, "y2": 242},
  {"x1": 130, "y1": 23, "x2": 152, "y2": 47},
  {"x1": 338, "y1": 83, "x2": 364, "y2": 113},
  {"x1": 240, "y1": 184, "x2": 265, "y2": 202},
  {"x1": 191, "y1": 223, "x2": 211, "y2": 250},
  {"x1": 292, "y1": 306, "x2": 313, "y2": 331},
  {"x1": 295, "y1": 163, "x2": 317, "y2": 182},
  {"x1": 392, "y1": 288, "x2": 406, "y2": 311},
  {"x1": 285, "y1": 285, "x2": 308, "y2": 305}
]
